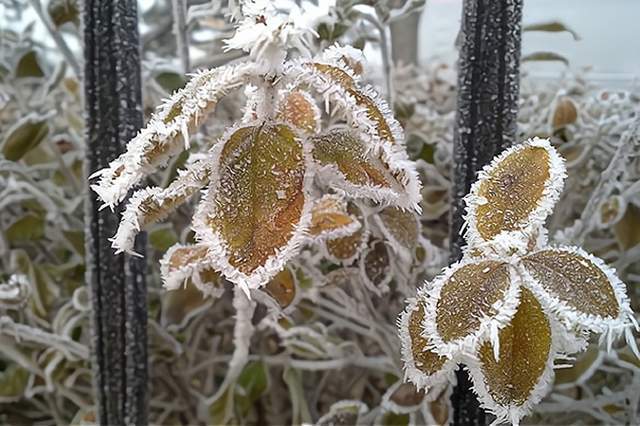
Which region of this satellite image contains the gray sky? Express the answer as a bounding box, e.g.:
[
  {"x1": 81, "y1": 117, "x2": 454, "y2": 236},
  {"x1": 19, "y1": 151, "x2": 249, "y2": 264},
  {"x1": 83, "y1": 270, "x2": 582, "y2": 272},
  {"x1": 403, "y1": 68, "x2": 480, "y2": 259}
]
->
[{"x1": 419, "y1": 0, "x2": 640, "y2": 86}]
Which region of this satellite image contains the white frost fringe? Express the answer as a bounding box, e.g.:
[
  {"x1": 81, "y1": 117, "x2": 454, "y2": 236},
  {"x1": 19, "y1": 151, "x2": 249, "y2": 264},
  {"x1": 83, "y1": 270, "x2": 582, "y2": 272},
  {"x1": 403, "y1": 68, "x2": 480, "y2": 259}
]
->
[
  {"x1": 159, "y1": 243, "x2": 224, "y2": 299},
  {"x1": 397, "y1": 287, "x2": 457, "y2": 392},
  {"x1": 421, "y1": 256, "x2": 522, "y2": 360},
  {"x1": 111, "y1": 159, "x2": 212, "y2": 253},
  {"x1": 91, "y1": 63, "x2": 254, "y2": 209},
  {"x1": 284, "y1": 58, "x2": 422, "y2": 212},
  {"x1": 521, "y1": 245, "x2": 639, "y2": 358}
]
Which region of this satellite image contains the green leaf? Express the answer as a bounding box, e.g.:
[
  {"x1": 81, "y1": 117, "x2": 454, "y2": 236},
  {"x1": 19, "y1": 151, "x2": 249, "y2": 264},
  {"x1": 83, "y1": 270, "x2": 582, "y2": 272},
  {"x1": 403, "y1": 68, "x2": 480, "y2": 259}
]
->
[
  {"x1": 2, "y1": 118, "x2": 49, "y2": 161},
  {"x1": 235, "y1": 362, "x2": 269, "y2": 416},
  {"x1": 377, "y1": 411, "x2": 410, "y2": 426},
  {"x1": 522, "y1": 51, "x2": 569, "y2": 66},
  {"x1": 523, "y1": 21, "x2": 580, "y2": 40},
  {"x1": 0, "y1": 63, "x2": 9, "y2": 82},
  {"x1": 149, "y1": 225, "x2": 179, "y2": 252},
  {"x1": 208, "y1": 388, "x2": 236, "y2": 425},
  {"x1": 155, "y1": 71, "x2": 186, "y2": 94},
  {"x1": 282, "y1": 368, "x2": 312, "y2": 425},
  {"x1": 15, "y1": 51, "x2": 45, "y2": 78},
  {"x1": 48, "y1": 0, "x2": 80, "y2": 27},
  {"x1": 62, "y1": 230, "x2": 85, "y2": 255},
  {"x1": 0, "y1": 364, "x2": 29, "y2": 402},
  {"x1": 5, "y1": 214, "x2": 45, "y2": 243}
]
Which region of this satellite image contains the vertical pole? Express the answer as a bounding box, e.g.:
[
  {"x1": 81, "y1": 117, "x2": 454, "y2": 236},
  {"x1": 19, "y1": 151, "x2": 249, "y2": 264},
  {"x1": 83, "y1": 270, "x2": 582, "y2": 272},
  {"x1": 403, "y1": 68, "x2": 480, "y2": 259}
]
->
[
  {"x1": 449, "y1": 0, "x2": 523, "y2": 424},
  {"x1": 84, "y1": 1, "x2": 148, "y2": 424}
]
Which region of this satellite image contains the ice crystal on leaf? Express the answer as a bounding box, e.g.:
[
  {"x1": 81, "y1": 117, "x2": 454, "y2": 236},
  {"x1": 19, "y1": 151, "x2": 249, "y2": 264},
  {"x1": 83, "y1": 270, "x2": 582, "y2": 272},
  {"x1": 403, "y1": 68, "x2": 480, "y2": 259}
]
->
[
  {"x1": 398, "y1": 138, "x2": 638, "y2": 425},
  {"x1": 90, "y1": 4, "x2": 421, "y2": 296}
]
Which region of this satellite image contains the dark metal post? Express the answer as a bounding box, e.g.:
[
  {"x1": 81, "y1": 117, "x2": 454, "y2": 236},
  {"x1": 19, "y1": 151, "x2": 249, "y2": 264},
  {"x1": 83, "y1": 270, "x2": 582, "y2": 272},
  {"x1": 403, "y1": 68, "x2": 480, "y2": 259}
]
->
[
  {"x1": 84, "y1": 1, "x2": 148, "y2": 424},
  {"x1": 449, "y1": 0, "x2": 524, "y2": 424}
]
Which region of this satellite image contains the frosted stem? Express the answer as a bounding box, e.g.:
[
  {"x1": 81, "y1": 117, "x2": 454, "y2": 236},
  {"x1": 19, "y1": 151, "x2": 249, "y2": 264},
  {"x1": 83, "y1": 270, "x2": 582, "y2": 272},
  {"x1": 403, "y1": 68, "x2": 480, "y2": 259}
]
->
[
  {"x1": 172, "y1": 0, "x2": 190, "y2": 73},
  {"x1": 203, "y1": 286, "x2": 256, "y2": 408},
  {"x1": 26, "y1": 0, "x2": 81, "y2": 77}
]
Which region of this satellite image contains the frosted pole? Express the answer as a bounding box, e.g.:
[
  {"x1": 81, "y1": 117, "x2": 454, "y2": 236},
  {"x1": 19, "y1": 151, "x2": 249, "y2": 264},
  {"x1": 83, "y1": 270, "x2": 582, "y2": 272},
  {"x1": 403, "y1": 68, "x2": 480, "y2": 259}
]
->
[
  {"x1": 83, "y1": 1, "x2": 148, "y2": 424},
  {"x1": 449, "y1": 0, "x2": 523, "y2": 424}
]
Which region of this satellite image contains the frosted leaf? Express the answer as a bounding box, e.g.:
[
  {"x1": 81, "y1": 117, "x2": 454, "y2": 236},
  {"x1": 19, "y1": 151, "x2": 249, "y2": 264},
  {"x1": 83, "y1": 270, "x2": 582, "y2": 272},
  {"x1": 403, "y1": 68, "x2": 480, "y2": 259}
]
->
[
  {"x1": 264, "y1": 268, "x2": 296, "y2": 309},
  {"x1": 307, "y1": 60, "x2": 400, "y2": 144},
  {"x1": 160, "y1": 243, "x2": 223, "y2": 298},
  {"x1": 91, "y1": 64, "x2": 252, "y2": 208},
  {"x1": 311, "y1": 62, "x2": 357, "y2": 87},
  {"x1": 597, "y1": 195, "x2": 626, "y2": 228},
  {"x1": 521, "y1": 247, "x2": 633, "y2": 335},
  {"x1": 287, "y1": 58, "x2": 422, "y2": 210},
  {"x1": 464, "y1": 138, "x2": 565, "y2": 251},
  {"x1": 375, "y1": 206, "x2": 420, "y2": 263},
  {"x1": 470, "y1": 288, "x2": 553, "y2": 425},
  {"x1": 276, "y1": 90, "x2": 320, "y2": 134},
  {"x1": 317, "y1": 400, "x2": 368, "y2": 426},
  {"x1": 193, "y1": 123, "x2": 311, "y2": 291},
  {"x1": 311, "y1": 130, "x2": 417, "y2": 208},
  {"x1": 398, "y1": 293, "x2": 454, "y2": 391},
  {"x1": 308, "y1": 194, "x2": 360, "y2": 240},
  {"x1": 325, "y1": 229, "x2": 367, "y2": 264},
  {"x1": 551, "y1": 97, "x2": 578, "y2": 129},
  {"x1": 424, "y1": 259, "x2": 520, "y2": 357},
  {"x1": 359, "y1": 240, "x2": 392, "y2": 294},
  {"x1": 324, "y1": 203, "x2": 368, "y2": 264},
  {"x1": 381, "y1": 381, "x2": 426, "y2": 414},
  {"x1": 112, "y1": 160, "x2": 212, "y2": 253}
]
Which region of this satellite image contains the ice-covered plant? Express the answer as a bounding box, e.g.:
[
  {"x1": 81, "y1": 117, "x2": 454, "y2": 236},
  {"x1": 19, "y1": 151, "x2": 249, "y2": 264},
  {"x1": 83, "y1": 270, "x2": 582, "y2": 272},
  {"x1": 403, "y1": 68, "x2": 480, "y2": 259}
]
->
[
  {"x1": 90, "y1": 1, "x2": 421, "y2": 296},
  {"x1": 398, "y1": 138, "x2": 638, "y2": 425}
]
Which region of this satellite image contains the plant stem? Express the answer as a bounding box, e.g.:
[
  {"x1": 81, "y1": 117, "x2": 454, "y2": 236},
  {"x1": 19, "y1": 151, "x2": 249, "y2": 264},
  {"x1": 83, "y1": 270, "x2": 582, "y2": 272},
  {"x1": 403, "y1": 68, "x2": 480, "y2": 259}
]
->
[
  {"x1": 26, "y1": 0, "x2": 81, "y2": 77},
  {"x1": 172, "y1": 0, "x2": 190, "y2": 74}
]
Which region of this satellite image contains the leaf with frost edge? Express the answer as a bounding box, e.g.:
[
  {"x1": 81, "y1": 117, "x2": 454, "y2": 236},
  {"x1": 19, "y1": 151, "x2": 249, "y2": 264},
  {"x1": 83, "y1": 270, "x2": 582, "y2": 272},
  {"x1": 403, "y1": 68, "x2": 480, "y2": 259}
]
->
[
  {"x1": 463, "y1": 137, "x2": 566, "y2": 256},
  {"x1": 519, "y1": 245, "x2": 639, "y2": 356},
  {"x1": 373, "y1": 206, "x2": 421, "y2": 265},
  {"x1": 465, "y1": 292, "x2": 564, "y2": 426},
  {"x1": 191, "y1": 121, "x2": 314, "y2": 295},
  {"x1": 112, "y1": 159, "x2": 212, "y2": 253},
  {"x1": 284, "y1": 58, "x2": 422, "y2": 211},
  {"x1": 322, "y1": 204, "x2": 370, "y2": 265},
  {"x1": 358, "y1": 240, "x2": 394, "y2": 296},
  {"x1": 397, "y1": 287, "x2": 457, "y2": 393},
  {"x1": 91, "y1": 63, "x2": 254, "y2": 209},
  {"x1": 160, "y1": 244, "x2": 224, "y2": 298},
  {"x1": 306, "y1": 194, "x2": 362, "y2": 242},
  {"x1": 275, "y1": 89, "x2": 321, "y2": 135},
  {"x1": 421, "y1": 256, "x2": 523, "y2": 360}
]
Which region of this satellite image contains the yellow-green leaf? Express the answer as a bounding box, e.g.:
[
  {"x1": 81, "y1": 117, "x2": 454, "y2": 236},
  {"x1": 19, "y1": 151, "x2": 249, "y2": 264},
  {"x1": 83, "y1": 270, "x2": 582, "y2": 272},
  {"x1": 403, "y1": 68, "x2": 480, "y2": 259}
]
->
[
  {"x1": 2, "y1": 118, "x2": 49, "y2": 161},
  {"x1": 522, "y1": 51, "x2": 569, "y2": 66},
  {"x1": 201, "y1": 124, "x2": 307, "y2": 284},
  {"x1": 6, "y1": 214, "x2": 45, "y2": 242},
  {"x1": 523, "y1": 21, "x2": 580, "y2": 40},
  {"x1": 15, "y1": 51, "x2": 45, "y2": 78},
  {"x1": 48, "y1": 0, "x2": 80, "y2": 27}
]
